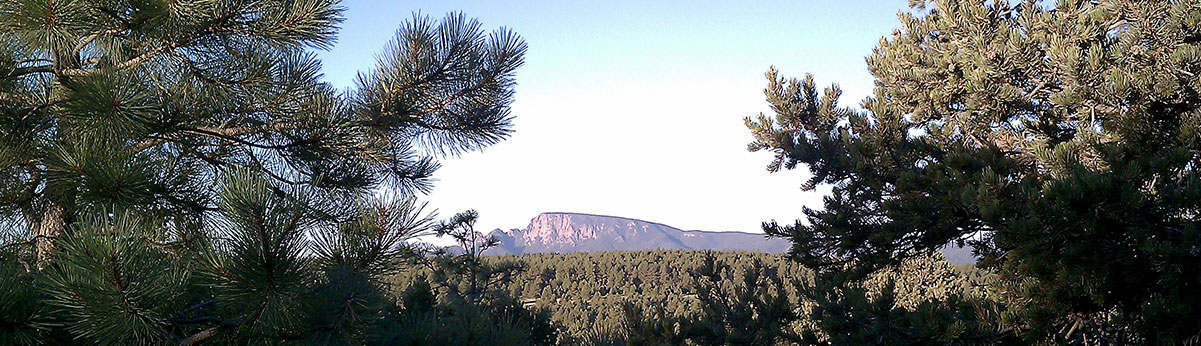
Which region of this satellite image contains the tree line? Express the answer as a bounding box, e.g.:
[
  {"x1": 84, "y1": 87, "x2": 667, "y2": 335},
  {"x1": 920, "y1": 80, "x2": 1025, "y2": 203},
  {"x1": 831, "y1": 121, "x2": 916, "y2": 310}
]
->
[{"x1": 388, "y1": 249, "x2": 996, "y2": 345}]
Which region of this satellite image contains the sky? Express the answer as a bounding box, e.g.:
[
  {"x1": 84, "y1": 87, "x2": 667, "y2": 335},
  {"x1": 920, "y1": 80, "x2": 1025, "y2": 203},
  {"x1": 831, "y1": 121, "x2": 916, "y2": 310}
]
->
[{"x1": 315, "y1": 0, "x2": 913, "y2": 234}]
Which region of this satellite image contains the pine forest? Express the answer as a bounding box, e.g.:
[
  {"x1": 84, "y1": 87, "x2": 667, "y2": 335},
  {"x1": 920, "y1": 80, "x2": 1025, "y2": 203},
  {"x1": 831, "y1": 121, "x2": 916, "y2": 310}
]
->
[{"x1": 0, "y1": 0, "x2": 1198, "y2": 345}]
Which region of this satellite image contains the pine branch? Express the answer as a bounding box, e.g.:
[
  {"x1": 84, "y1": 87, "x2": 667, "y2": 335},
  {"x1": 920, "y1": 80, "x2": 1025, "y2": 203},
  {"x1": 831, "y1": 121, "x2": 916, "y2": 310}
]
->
[
  {"x1": 0, "y1": 91, "x2": 22, "y2": 103},
  {"x1": 7, "y1": 3, "x2": 304, "y2": 81},
  {"x1": 2, "y1": 65, "x2": 53, "y2": 79},
  {"x1": 4, "y1": 39, "x2": 180, "y2": 80},
  {"x1": 0, "y1": 234, "x2": 55, "y2": 253},
  {"x1": 73, "y1": 28, "x2": 127, "y2": 56},
  {"x1": 413, "y1": 76, "x2": 493, "y2": 117},
  {"x1": 184, "y1": 127, "x2": 301, "y2": 150},
  {"x1": 133, "y1": 123, "x2": 309, "y2": 152},
  {"x1": 164, "y1": 50, "x2": 254, "y2": 86},
  {"x1": 235, "y1": 145, "x2": 302, "y2": 186},
  {"x1": 177, "y1": 313, "x2": 249, "y2": 346},
  {"x1": 169, "y1": 316, "x2": 223, "y2": 325},
  {"x1": 65, "y1": 42, "x2": 181, "y2": 77}
]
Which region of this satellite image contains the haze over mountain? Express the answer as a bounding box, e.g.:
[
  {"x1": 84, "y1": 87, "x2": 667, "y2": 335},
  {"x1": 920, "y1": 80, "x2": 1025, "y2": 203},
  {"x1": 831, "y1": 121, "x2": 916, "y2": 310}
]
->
[{"x1": 482, "y1": 212, "x2": 790, "y2": 255}]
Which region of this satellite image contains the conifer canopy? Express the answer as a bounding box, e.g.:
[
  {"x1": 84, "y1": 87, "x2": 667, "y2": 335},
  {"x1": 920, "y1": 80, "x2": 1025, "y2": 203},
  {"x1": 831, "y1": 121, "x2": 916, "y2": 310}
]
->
[
  {"x1": 748, "y1": 0, "x2": 1201, "y2": 343},
  {"x1": 0, "y1": 0, "x2": 526, "y2": 344}
]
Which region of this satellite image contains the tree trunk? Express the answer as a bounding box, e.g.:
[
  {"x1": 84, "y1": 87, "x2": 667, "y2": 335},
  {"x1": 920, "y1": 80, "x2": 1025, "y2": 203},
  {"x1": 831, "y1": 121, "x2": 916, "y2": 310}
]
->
[{"x1": 33, "y1": 203, "x2": 63, "y2": 269}]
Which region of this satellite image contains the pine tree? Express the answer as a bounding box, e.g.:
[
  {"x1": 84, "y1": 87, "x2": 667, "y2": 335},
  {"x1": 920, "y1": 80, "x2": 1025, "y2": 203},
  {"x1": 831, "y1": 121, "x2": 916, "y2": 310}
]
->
[
  {"x1": 684, "y1": 253, "x2": 799, "y2": 346},
  {"x1": 0, "y1": 0, "x2": 526, "y2": 344},
  {"x1": 386, "y1": 211, "x2": 559, "y2": 346},
  {"x1": 747, "y1": 0, "x2": 1201, "y2": 343},
  {"x1": 796, "y1": 253, "x2": 1016, "y2": 345}
]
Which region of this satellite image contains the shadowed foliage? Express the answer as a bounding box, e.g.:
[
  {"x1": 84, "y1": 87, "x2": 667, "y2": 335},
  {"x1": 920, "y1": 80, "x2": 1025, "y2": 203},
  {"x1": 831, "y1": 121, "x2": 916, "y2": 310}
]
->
[
  {"x1": 0, "y1": 1, "x2": 532, "y2": 343},
  {"x1": 747, "y1": 0, "x2": 1201, "y2": 343}
]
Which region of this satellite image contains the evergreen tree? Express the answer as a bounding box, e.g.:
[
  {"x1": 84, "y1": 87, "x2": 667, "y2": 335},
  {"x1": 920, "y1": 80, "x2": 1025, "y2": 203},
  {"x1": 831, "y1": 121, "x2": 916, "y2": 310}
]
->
[
  {"x1": 685, "y1": 253, "x2": 799, "y2": 346},
  {"x1": 388, "y1": 211, "x2": 559, "y2": 346},
  {"x1": 0, "y1": 0, "x2": 526, "y2": 343},
  {"x1": 428, "y1": 210, "x2": 525, "y2": 307},
  {"x1": 796, "y1": 253, "x2": 1016, "y2": 345},
  {"x1": 747, "y1": 0, "x2": 1201, "y2": 343}
]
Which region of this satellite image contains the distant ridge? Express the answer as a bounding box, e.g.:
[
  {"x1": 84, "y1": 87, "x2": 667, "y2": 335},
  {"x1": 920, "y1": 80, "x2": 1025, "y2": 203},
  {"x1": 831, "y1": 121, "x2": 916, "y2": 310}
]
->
[
  {"x1": 482, "y1": 212, "x2": 790, "y2": 255},
  {"x1": 480, "y1": 212, "x2": 977, "y2": 265},
  {"x1": 536, "y1": 212, "x2": 777, "y2": 237}
]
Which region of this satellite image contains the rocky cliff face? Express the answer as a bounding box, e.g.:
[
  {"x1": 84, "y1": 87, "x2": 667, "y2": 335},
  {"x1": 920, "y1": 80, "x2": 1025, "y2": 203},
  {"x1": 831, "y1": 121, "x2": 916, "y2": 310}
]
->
[{"x1": 483, "y1": 212, "x2": 789, "y2": 255}]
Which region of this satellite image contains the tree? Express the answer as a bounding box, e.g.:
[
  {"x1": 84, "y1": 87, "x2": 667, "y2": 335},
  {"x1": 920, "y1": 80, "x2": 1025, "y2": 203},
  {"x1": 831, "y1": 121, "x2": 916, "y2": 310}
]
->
[
  {"x1": 747, "y1": 0, "x2": 1200, "y2": 343},
  {"x1": 684, "y1": 253, "x2": 799, "y2": 346},
  {"x1": 795, "y1": 253, "x2": 1016, "y2": 345},
  {"x1": 0, "y1": 0, "x2": 526, "y2": 343},
  {"x1": 428, "y1": 210, "x2": 524, "y2": 306},
  {"x1": 386, "y1": 210, "x2": 559, "y2": 346}
]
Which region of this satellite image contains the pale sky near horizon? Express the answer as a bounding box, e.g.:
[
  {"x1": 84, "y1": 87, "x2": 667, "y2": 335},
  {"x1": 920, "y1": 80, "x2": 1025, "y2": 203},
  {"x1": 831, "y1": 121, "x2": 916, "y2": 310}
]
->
[{"x1": 316, "y1": 0, "x2": 912, "y2": 234}]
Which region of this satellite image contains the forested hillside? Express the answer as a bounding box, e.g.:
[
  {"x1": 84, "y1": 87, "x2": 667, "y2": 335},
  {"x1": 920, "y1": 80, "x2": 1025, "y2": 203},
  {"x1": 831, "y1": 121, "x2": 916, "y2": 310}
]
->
[{"x1": 389, "y1": 249, "x2": 994, "y2": 344}]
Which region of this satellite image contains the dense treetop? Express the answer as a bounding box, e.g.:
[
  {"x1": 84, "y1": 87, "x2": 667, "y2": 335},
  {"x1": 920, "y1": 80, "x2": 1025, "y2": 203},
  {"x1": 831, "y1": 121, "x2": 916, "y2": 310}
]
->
[
  {"x1": 0, "y1": 0, "x2": 530, "y2": 344},
  {"x1": 747, "y1": 0, "x2": 1200, "y2": 343},
  {"x1": 0, "y1": 0, "x2": 524, "y2": 242}
]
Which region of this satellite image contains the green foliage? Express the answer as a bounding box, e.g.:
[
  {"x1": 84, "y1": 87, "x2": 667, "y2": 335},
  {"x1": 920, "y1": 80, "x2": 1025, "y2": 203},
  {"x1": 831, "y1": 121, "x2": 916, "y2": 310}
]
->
[
  {"x1": 43, "y1": 212, "x2": 188, "y2": 345},
  {"x1": 429, "y1": 211, "x2": 527, "y2": 307},
  {"x1": 203, "y1": 171, "x2": 315, "y2": 337},
  {"x1": 613, "y1": 253, "x2": 802, "y2": 346},
  {"x1": 0, "y1": 1, "x2": 529, "y2": 343},
  {"x1": 796, "y1": 254, "x2": 1016, "y2": 345},
  {"x1": 504, "y1": 250, "x2": 812, "y2": 343},
  {"x1": 620, "y1": 302, "x2": 693, "y2": 346},
  {"x1": 0, "y1": 257, "x2": 50, "y2": 345},
  {"x1": 556, "y1": 250, "x2": 1004, "y2": 346},
  {"x1": 388, "y1": 250, "x2": 803, "y2": 344},
  {"x1": 392, "y1": 249, "x2": 995, "y2": 345},
  {"x1": 387, "y1": 211, "x2": 560, "y2": 346},
  {"x1": 747, "y1": 0, "x2": 1201, "y2": 343},
  {"x1": 386, "y1": 292, "x2": 558, "y2": 346},
  {"x1": 684, "y1": 254, "x2": 799, "y2": 346}
]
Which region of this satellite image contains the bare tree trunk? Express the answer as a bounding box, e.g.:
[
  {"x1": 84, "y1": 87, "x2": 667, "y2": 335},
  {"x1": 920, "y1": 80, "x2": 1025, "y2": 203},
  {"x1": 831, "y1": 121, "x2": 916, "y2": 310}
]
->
[{"x1": 33, "y1": 203, "x2": 63, "y2": 270}]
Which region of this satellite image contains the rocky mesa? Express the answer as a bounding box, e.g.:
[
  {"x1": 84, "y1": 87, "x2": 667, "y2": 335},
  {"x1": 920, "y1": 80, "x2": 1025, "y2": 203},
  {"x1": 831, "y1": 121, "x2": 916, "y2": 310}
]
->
[
  {"x1": 482, "y1": 212, "x2": 791, "y2": 255},
  {"x1": 478, "y1": 212, "x2": 977, "y2": 264}
]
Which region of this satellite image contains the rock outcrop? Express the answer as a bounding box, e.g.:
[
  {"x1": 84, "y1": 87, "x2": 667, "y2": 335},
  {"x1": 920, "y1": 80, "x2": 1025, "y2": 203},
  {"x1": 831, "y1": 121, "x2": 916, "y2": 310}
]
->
[{"x1": 483, "y1": 212, "x2": 790, "y2": 255}]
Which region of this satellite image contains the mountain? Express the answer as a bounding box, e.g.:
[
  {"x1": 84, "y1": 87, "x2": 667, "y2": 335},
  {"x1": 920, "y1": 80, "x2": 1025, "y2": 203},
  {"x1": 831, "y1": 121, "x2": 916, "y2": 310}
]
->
[
  {"x1": 482, "y1": 212, "x2": 790, "y2": 255},
  {"x1": 479, "y1": 212, "x2": 978, "y2": 265}
]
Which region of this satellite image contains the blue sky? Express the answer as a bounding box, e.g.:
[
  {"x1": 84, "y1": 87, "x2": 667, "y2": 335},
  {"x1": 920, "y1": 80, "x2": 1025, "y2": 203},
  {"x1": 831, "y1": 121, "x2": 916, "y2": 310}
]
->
[{"x1": 317, "y1": 0, "x2": 911, "y2": 233}]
